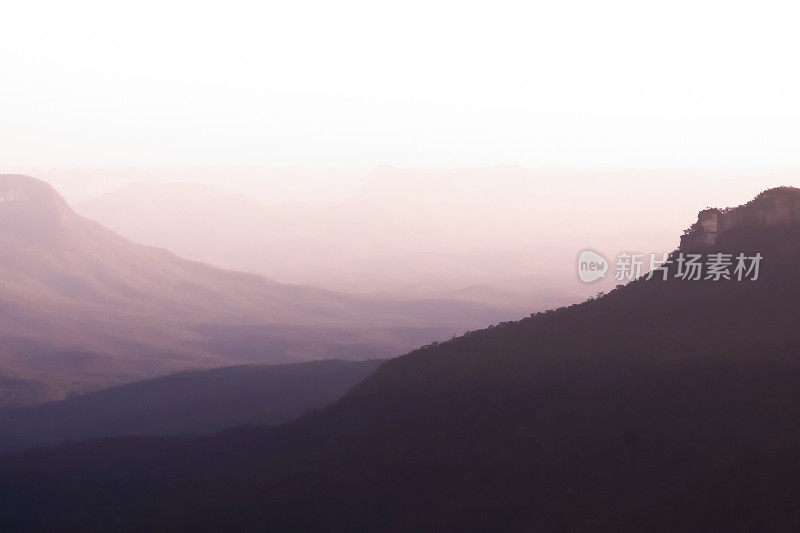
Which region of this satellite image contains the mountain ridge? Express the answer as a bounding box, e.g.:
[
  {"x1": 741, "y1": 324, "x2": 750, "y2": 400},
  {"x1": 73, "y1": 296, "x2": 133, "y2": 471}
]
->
[
  {"x1": 2, "y1": 187, "x2": 800, "y2": 530},
  {"x1": 0, "y1": 174, "x2": 525, "y2": 406},
  {"x1": 0, "y1": 359, "x2": 385, "y2": 454}
]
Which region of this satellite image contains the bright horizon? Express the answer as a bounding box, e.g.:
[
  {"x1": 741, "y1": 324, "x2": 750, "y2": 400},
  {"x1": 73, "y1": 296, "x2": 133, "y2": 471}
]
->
[
  {"x1": 6, "y1": 163, "x2": 791, "y2": 305},
  {"x1": 3, "y1": 0, "x2": 800, "y2": 319},
  {"x1": 3, "y1": 0, "x2": 800, "y2": 169}
]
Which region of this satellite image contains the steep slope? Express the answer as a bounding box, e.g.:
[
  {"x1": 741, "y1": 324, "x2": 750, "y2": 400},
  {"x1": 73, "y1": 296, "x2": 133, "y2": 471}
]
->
[
  {"x1": 2, "y1": 187, "x2": 800, "y2": 531},
  {"x1": 0, "y1": 359, "x2": 384, "y2": 454},
  {"x1": 0, "y1": 174, "x2": 520, "y2": 406}
]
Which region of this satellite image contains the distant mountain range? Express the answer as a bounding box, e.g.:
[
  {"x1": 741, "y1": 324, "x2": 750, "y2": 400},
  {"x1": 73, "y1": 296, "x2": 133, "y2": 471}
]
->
[
  {"x1": 0, "y1": 174, "x2": 527, "y2": 406},
  {"x1": 3, "y1": 187, "x2": 800, "y2": 530},
  {"x1": 73, "y1": 175, "x2": 583, "y2": 300},
  {"x1": 0, "y1": 359, "x2": 384, "y2": 454},
  {"x1": 71, "y1": 166, "x2": 776, "y2": 299}
]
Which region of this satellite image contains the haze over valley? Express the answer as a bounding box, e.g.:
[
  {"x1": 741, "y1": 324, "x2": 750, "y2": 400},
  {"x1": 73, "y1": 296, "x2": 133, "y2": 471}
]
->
[
  {"x1": 3, "y1": 0, "x2": 800, "y2": 530},
  {"x1": 66, "y1": 165, "x2": 793, "y2": 298},
  {"x1": 0, "y1": 173, "x2": 527, "y2": 407}
]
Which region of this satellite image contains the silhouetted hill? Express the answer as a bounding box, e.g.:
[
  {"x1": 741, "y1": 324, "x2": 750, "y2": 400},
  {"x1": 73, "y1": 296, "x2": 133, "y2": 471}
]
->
[
  {"x1": 0, "y1": 359, "x2": 383, "y2": 454},
  {"x1": 0, "y1": 174, "x2": 519, "y2": 406},
  {"x1": 2, "y1": 188, "x2": 800, "y2": 531}
]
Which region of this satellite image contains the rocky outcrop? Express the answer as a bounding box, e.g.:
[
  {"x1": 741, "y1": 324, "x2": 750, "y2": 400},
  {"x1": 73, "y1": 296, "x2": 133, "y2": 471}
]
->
[{"x1": 680, "y1": 186, "x2": 800, "y2": 251}]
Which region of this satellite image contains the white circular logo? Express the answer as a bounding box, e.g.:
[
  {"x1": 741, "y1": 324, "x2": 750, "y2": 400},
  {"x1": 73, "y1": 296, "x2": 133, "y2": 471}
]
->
[{"x1": 577, "y1": 249, "x2": 608, "y2": 283}]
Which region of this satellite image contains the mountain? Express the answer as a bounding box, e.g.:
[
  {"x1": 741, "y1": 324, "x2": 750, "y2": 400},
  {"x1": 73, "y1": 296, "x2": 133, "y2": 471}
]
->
[
  {"x1": 73, "y1": 178, "x2": 583, "y2": 301},
  {"x1": 68, "y1": 167, "x2": 790, "y2": 299},
  {"x1": 0, "y1": 174, "x2": 524, "y2": 407},
  {"x1": 2, "y1": 187, "x2": 800, "y2": 531},
  {"x1": 0, "y1": 359, "x2": 384, "y2": 454}
]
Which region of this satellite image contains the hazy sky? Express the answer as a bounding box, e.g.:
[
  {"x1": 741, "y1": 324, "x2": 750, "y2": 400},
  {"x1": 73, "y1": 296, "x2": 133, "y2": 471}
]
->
[{"x1": 3, "y1": 0, "x2": 800, "y2": 169}]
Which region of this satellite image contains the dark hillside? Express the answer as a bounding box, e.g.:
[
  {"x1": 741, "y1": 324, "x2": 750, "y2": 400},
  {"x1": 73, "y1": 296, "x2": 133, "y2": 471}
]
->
[
  {"x1": 0, "y1": 359, "x2": 384, "y2": 455},
  {"x1": 2, "y1": 188, "x2": 800, "y2": 531}
]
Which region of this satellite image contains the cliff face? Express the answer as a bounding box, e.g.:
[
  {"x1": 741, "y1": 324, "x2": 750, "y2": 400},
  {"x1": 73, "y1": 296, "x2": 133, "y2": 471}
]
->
[{"x1": 680, "y1": 186, "x2": 800, "y2": 251}]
